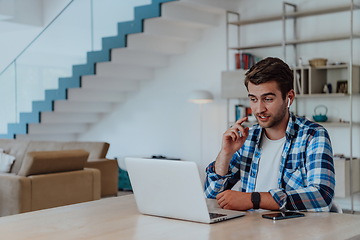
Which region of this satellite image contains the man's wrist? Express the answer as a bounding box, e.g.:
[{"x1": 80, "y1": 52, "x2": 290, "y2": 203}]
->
[
  {"x1": 251, "y1": 192, "x2": 261, "y2": 209},
  {"x1": 214, "y1": 151, "x2": 233, "y2": 176},
  {"x1": 217, "y1": 150, "x2": 234, "y2": 162}
]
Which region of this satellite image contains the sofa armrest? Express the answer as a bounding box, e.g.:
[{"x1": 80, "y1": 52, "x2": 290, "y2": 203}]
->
[
  {"x1": 85, "y1": 158, "x2": 118, "y2": 197},
  {"x1": 0, "y1": 173, "x2": 31, "y2": 216},
  {"x1": 18, "y1": 150, "x2": 89, "y2": 177},
  {"x1": 28, "y1": 168, "x2": 101, "y2": 211}
]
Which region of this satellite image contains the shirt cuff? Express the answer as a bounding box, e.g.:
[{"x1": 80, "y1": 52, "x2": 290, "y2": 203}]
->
[
  {"x1": 206, "y1": 162, "x2": 232, "y2": 181},
  {"x1": 269, "y1": 188, "x2": 288, "y2": 211}
]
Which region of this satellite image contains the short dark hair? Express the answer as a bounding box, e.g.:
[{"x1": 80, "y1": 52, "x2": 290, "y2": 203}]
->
[{"x1": 244, "y1": 57, "x2": 293, "y2": 99}]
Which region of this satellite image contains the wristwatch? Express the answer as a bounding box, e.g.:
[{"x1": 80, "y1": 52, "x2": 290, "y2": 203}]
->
[{"x1": 251, "y1": 192, "x2": 261, "y2": 209}]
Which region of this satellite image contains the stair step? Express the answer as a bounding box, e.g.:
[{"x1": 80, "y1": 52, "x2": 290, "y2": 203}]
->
[
  {"x1": 161, "y1": 1, "x2": 221, "y2": 28},
  {"x1": 143, "y1": 18, "x2": 202, "y2": 42},
  {"x1": 54, "y1": 100, "x2": 115, "y2": 113},
  {"x1": 81, "y1": 75, "x2": 140, "y2": 91},
  {"x1": 127, "y1": 33, "x2": 187, "y2": 55},
  {"x1": 67, "y1": 89, "x2": 127, "y2": 102},
  {"x1": 110, "y1": 48, "x2": 170, "y2": 68},
  {"x1": 4, "y1": 0, "x2": 223, "y2": 140},
  {"x1": 16, "y1": 133, "x2": 78, "y2": 141},
  {"x1": 41, "y1": 112, "x2": 101, "y2": 124},
  {"x1": 28, "y1": 123, "x2": 89, "y2": 134},
  {"x1": 95, "y1": 62, "x2": 154, "y2": 79}
]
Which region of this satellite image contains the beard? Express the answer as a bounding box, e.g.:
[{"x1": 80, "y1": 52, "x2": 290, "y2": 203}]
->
[{"x1": 256, "y1": 103, "x2": 288, "y2": 129}]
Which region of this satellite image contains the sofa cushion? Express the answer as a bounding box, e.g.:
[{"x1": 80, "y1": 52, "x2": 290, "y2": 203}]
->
[
  {"x1": 0, "y1": 139, "x2": 30, "y2": 174},
  {"x1": 18, "y1": 150, "x2": 89, "y2": 177},
  {"x1": 61, "y1": 142, "x2": 110, "y2": 160},
  {"x1": 25, "y1": 141, "x2": 64, "y2": 152},
  {"x1": 0, "y1": 152, "x2": 16, "y2": 173},
  {"x1": 10, "y1": 141, "x2": 64, "y2": 175}
]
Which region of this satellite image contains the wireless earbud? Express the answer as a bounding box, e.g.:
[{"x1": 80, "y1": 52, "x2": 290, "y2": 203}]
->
[{"x1": 287, "y1": 98, "x2": 291, "y2": 108}]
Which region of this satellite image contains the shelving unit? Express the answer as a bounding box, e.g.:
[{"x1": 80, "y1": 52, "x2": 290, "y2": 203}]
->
[
  {"x1": 293, "y1": 64, "x2": 360, "y2": 95},
  {"x1": 227, "y1": 3, "x2": 360, "y2": 52},
  {"x1": 231, "y1": 5, "x2": 354, "y2": 26},
  {"x1": 222, "y1": 0, "x2": 360, "y2": 212}
]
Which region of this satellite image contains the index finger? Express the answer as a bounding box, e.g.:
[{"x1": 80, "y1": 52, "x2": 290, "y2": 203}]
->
[
  {"x1": 233, "y1": 116, "x2": 248, "y2": 129},
  {"x1": 232, "y1": 116, "x2": 248, "y2": 133},
  {"x1": 231, "y1": 117, "x2": 251, "y2": 138}
]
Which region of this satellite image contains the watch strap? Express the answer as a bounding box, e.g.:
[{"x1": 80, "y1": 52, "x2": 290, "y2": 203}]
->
[{"x1": 251, "y1": 192, "x2": 261, "y2": 209}]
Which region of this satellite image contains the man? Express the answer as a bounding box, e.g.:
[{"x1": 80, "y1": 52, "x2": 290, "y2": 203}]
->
[{"x1": 204, "y1": 57, "x2": 335, "y2": 212}]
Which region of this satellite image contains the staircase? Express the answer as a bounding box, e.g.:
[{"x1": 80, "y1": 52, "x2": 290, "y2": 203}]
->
[{"x1": 0, "y1": 0, "x2": 223, "y2": 141}]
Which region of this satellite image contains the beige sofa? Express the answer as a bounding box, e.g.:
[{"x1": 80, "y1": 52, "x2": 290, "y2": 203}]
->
[{"x1": 0, "y1": 139, "x2": 118, "y2": 217}]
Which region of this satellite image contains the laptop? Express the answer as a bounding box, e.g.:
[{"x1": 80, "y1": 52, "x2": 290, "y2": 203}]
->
[{"x1": 125, "y1": 157, "x2": 246, "y2": 224}]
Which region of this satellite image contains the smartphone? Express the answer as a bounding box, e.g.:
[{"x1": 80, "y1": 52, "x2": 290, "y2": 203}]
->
[{"x1": 262, "y1": 212, "x2": 305, "y2": 220}]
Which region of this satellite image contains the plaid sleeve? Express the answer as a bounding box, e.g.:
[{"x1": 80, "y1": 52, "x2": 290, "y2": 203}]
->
[
  {"x1": 270, "y1": 127, "x2": 335, "y2": 212},
  {"x1": 204, "y1": 153, "x2": 242, "y2": 198},
  {"x1": 203, "y1": 161, "x2": 229, "y2": 198}
]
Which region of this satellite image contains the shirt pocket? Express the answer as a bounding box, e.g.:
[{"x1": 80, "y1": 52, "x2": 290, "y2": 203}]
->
[{"x1": 283, "y1": 167, "x2": 305, "y2": 190}]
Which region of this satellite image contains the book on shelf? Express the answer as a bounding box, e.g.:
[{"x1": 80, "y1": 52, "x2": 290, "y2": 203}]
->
[
  {"x1": 235, "y1": 105, "x2": 253, "y2": 122},
  {"x1": 235, "y1": 53, "x2": 262, "y2": 70},
  {"x1": 235, "y1": 104, "x2": 246, "y2": 121}
]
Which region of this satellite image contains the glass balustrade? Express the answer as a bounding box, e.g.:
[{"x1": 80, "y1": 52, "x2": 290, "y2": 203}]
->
[{"x1": 0, "y1": 0, "x2": 151, "y2": 136}]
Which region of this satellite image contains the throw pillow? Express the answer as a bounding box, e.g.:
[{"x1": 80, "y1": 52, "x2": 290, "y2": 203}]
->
[
  {"x1": 0, "y1": 152, "x2": 16, "y2": 173},
  {"x1": 18, "y1": 149, "x2": 89, "y2": 177}
]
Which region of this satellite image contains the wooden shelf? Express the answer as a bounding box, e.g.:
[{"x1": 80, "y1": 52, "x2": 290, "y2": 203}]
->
[
  {"x1": 314, "y1": 64, "x2": 350, "y2": 70},
  {"x1": 296, "y1": 93, "x2": 349, "y2": 98},
  {"x1": 227, "y1": 121, "x2": 359, "y2": 128},
  {"x1": 230, "y1": 34, "x2": 360, "y2": 50},
  {"x1": 286, "y1": 5, "x2": 354, "y2": 18},
  {"x1": 320, "y1": 122, "x2": 360, "y2": 128},
  {"x1": 230, "y1": 42, "x2": 282, "y2": 51},
  {"x1": 229, "y1": 4, "x2": 359, "y2": 26},
  {"x1": 230, "y1": 16, "x2": 282, "y2": 26},
  {"x1": 293, "y1": 64, "x2": 358, "y2": 70},
  {"x1": 287, "y1": 34, "x2": 360, "y2": 45}
]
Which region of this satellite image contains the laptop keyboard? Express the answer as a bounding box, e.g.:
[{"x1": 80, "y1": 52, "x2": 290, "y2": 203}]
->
[{"x1": 209, "y1": 212, "x2": 227, "y2": 219}]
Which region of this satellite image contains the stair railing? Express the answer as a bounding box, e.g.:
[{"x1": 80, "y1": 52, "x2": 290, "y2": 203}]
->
[{"x1": 0, "y1": 0, "x2": 154, "y2": 136}]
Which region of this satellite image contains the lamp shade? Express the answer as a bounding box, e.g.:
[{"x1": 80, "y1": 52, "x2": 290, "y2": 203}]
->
[{"x1": 188, "y1": 90, "x2": 214, "y2": 104}]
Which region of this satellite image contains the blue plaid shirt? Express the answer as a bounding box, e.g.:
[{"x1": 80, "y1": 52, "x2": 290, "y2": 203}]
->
[{"x1": 204, "y1": 114, "x2": 335, "y2": 212}]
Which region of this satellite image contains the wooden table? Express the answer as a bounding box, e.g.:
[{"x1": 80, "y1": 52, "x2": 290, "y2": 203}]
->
[{"x1": 1, "y1": 194, "x2": 360, "y2": 240}]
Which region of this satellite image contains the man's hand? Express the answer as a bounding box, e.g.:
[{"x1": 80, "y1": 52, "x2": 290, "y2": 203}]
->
[
  {"x1": 215, "y1": 117, "x2": 250, "y2": 176},
  {"x1": 222, "y1": 117, "x2": 250, "y2": 154},
  {"x1": 216, "y1": 190, "x2": 252, "y2": 211}
]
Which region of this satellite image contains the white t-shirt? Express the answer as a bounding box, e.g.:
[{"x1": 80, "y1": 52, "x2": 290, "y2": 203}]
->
[{"x1": 254, "y1": 134, "x2": 286, "y2": 192}]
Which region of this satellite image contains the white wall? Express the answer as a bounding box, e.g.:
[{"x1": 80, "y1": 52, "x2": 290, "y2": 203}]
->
[
  {"x1": 79, "y1": 14, "x2": 229, "y2": 180},
  {"x1": 79, "y1": 0, "x2": 360, "y2": 178},
  {"x1": 0, "y1": 0, "x2": 164, "y2": 133}
]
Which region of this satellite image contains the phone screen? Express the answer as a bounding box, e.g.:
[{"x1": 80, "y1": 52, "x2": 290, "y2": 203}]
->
[{"x1": 262, "y1": 212, "x2": 305, "y2": 220}]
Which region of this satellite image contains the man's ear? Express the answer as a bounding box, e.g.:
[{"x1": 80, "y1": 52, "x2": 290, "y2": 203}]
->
[{"x1": 287, "y1": 90, "x2": 295, "y2": 107}]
